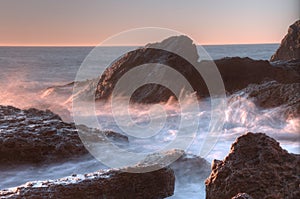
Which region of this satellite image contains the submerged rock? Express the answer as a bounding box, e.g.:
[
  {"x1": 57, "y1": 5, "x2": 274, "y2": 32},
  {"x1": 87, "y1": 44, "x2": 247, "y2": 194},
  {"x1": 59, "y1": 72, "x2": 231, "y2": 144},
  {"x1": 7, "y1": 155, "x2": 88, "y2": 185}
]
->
[
  {"x1": 138, "y1": 149, "x2": 211, "y2": 183},
  {"x1": 0, "y1": 105, "x2": 128, "y2": 165},
  {"x1": 205, "y1": 132, "x2": 300, "y2": 199},
  {"x1": 271, "y1": 20, "x2": 300, "y2": 62},
  {"x1": 0, "y1": 165, "x2": 175, "y2": 199}
]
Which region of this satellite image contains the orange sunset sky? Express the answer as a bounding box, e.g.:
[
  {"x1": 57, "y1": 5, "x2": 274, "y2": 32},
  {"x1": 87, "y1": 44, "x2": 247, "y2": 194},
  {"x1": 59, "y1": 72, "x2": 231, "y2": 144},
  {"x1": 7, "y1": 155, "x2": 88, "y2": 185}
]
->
[{"x1": 0, "y1": 0, "x2": 299, "y2": 46}]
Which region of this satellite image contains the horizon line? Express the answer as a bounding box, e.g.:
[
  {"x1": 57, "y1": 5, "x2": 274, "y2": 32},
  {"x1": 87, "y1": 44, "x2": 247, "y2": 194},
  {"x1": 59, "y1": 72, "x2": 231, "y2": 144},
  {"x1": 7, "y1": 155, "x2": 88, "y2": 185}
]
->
[{"x1": 0, "y1": 42, "x2": 280, "y2": 47}]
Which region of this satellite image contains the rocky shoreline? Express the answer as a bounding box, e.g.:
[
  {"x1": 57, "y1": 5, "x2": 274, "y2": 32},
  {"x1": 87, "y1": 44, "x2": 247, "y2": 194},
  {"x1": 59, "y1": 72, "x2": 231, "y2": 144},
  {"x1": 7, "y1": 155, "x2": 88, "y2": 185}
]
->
[
  {"x1": 1, "y1": 20, "x2": 299, "y2": 198},
  {"x1": 1, "y1": 108, "x2": 298, "y2": 199}
]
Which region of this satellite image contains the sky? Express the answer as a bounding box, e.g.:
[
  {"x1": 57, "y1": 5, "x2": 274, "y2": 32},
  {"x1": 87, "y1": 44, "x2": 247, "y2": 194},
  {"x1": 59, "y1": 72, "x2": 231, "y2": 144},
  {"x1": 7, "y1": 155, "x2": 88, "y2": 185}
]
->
[{"x1": 0, "y1": 0, "x2": 299, "y2": 46}]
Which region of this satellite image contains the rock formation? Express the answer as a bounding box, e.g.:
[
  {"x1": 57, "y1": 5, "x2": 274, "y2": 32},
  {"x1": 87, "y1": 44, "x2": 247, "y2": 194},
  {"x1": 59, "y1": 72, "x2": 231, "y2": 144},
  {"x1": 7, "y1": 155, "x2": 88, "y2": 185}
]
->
[
  {"x1": 95, "y1": 36, "x2": 208, "y2": 103},
  {"x1": 0, "y1": 105, "x2": 128, "y2": 165},
  {"x1": 205, "y1": 132, "x2": 300, "y2": 199},
  {"x1": 91, "y1": 35, "x2": 299, "y2": 104},
  {"x1": 0, "y1": 166, "x2": 175, "y2": 199},
  {"x1": 271, "y1": 20, "x2": 300, "y2": 62}
]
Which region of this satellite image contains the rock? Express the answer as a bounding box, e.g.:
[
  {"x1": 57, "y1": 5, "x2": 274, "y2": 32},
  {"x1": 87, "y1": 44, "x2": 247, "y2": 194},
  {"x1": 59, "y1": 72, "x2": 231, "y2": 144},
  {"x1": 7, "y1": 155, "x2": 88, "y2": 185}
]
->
[
  {"x1": 214, "y1": 57, "x2": 300, "y2": 93},
  {"x1": 205, "y1": 132, "x2": 300, "y2": 199},
  {"x1": 0, "y1": 165, "x2": 175, "y2": 199},
  {"x1": 231, "y1": 193, "x2": 253, "y2": 199},
  {"x1": 0, "y1": 105, "x2": 128, "y2": 165},
  {"x1": 243, "y1": 81, "x2": 300, "y2": 117},
  {"x1": 271, "y1": 20, "x2": 300, "y2": 62},
  {"x1": 95, "y1": 35, "x2": 208, "y2": 103},
  {"x1": 138, "y1": 149, "x2": 211, "y2": 183},
  {"x1": 93, "y1": 34, "x2": 299, "y2": 103}
]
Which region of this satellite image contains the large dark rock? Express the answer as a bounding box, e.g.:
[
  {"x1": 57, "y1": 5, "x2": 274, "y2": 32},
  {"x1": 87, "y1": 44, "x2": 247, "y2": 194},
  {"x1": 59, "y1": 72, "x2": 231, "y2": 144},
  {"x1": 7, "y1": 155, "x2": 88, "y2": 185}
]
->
[
  {"x1": 271, "y1": 20, "x2": 300, "y2": 62},
  {"x1": 92, "y1": 35, "x2": 299, "y2": 103},
  {"x1": 205, "y1": 132, "x2": 300, "y2": 199},
  {"x1": 0, "y1": 105, "x2": 128, "y2": 165},
  {"x1": 95, "y1": 35, "x2": 208, "y2": 103},
  {"x1": 0, "y1": 165, "x2": 175, "y2": 199},
  {"x1": 214, "y1": 57, "x2": 299, "y2": 93}
]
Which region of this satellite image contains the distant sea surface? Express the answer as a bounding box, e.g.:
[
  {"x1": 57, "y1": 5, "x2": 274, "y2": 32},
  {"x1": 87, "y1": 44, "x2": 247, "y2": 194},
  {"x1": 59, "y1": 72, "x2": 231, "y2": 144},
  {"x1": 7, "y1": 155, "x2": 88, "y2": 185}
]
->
[{"x1": 0, "y1": 44, "x2": 279, "y2": 86}]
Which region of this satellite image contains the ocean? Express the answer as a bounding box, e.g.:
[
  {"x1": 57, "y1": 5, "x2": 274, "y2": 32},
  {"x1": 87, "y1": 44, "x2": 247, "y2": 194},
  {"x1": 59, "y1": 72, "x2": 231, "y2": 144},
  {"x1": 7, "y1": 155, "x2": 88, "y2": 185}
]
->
[{"x1": 0, "y1": 44, "x2": 299, "y2": 198}]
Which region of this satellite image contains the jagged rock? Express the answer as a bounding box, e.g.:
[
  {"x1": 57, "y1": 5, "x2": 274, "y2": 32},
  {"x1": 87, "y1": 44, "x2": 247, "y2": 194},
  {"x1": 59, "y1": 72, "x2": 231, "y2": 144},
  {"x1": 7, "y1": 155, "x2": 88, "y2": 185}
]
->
[
  {"x1": 0, "y1": 105, "x2": 128, "y2": 165},
  {"x1": 243, "y1": 81, "x2": 300, "y2": 117},
  {"x1": 0, "y1": 166, "x2": 175, "y2": 199},
  {"x1": 271, "y1": 20, "x2": 300, "y2": 62},
  {"x1": 205, "y1": 132, "x2": 300, "y2": 199}
]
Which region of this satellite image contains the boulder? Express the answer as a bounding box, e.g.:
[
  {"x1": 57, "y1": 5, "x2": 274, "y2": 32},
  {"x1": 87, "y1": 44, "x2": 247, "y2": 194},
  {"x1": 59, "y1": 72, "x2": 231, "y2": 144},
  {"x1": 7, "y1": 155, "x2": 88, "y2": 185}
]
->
[
  {"x1": 95, "y1": 35, "x2": 208, "y2": 103},
  {"x1": 205, "y1": 132, "x2": 300, "y2": 199},
  {"x1": 0, "y1": 105, "x2": 128, "y2": 165},
  {"x1": 270, "y1": 20, "x2": 300, "y2": 62},
  {"x1": 0, "y1": 166, "x2": 175, "y2": 199}
]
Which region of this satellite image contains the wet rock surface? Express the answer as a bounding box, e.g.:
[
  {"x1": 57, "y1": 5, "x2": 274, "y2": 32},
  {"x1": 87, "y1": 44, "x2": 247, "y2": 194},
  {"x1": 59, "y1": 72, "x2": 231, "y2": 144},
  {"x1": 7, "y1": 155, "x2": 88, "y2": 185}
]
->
[
  {"x1": 0, "y1": 105, "x2": 128, "y2": 165},
  {"x1": 138, "y1": 149, "x2": 211, "y2": 183},
  {"x1": 0, "y1": 166, "x2": 175, "y2": 199},
  {"x1": 243, "y1": 81, "x2": 300, "y2": 117},
  {"x1": 205, "y1": 132, "x2": 300, "y2": 199},
  {"x1": 271, "y1": 20, "x2": 300, "y2": 62}
]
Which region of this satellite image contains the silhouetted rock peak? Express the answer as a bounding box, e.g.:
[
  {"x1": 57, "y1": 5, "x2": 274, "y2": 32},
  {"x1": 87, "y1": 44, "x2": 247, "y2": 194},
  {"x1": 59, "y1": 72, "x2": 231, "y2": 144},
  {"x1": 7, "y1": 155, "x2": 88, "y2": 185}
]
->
[
  {"x1": 146, "y1": 35, "x2": 199, "y2": 64},
  {"x1": 271, "y1": 20, "x2": 300, "y2": 61}
]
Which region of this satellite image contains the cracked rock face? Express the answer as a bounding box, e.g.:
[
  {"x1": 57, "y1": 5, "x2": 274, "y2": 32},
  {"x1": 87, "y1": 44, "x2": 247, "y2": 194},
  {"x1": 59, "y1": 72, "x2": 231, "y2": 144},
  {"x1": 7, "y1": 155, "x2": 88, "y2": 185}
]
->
[
  {"x1": 0, "y1": 166, "x2": 175, "y2": 199},
  {"x1": 205, "y1": 132, "x2": 300, "y2": 199},
  {"x1": 271, "y1": 20, "x2": 300, "y2": 62},
  {"x1": 0, "y1": 105, "x2": 128, "y2": 165}
]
